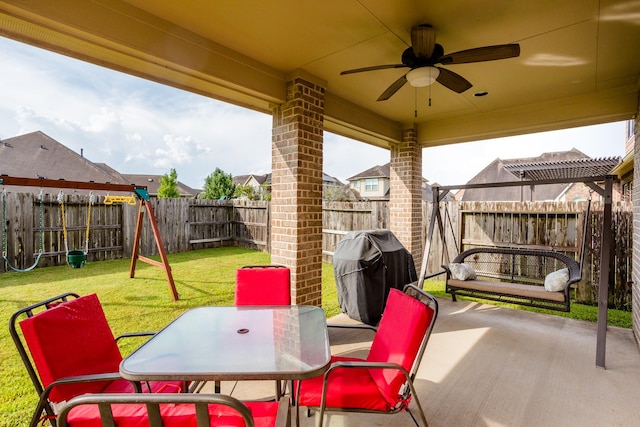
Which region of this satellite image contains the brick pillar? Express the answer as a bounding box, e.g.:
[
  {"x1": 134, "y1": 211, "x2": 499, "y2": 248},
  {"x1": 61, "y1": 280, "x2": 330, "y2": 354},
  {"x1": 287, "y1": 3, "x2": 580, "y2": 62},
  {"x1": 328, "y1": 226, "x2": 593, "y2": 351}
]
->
[
  {"x1": 271, "y1": 78, "x2": 324, "y2": 306},
  {"x1": 390, "y1": 128, "x2": 423, "y2": 269},
  {"x1": 632, "y1": 91, "x2": 640, "y2": 347}
]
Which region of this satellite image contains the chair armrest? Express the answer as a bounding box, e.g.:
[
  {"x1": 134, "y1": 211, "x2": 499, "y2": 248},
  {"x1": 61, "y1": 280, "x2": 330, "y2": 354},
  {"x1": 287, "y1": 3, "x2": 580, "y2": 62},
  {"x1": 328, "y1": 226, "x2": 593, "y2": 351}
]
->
[
  {"x1": 30, "y1": 372, "x2": 125, "y2": 427},
  {"x1": 275, "y1": 396, "x2": 292, "y2": 427},
  {"x1": 423, "y1": 270, "x2": 447, "y2": 280},
  {"x1": 327, "y1": 324, "x2": 377, "y2": 333},
  {"x1": 115, "y1": 331, "x2": 157, "y2": 342},
  {"x1": 326, "y1": 360, "x2": 409, "y2": 377},
  {"x1": 441, "y1": 265, "x2": 454, "y2": 281}
]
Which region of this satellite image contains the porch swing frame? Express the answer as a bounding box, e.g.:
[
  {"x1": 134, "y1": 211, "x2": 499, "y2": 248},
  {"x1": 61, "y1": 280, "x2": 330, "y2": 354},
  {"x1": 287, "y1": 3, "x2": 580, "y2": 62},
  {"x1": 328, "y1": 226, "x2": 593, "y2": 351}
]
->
[
  {"x1": 0, "y1": 176, "x2": 179, "y2": 301},
  {"x1": 418, "y1": 174, "x2": 615, "y2": 369}
]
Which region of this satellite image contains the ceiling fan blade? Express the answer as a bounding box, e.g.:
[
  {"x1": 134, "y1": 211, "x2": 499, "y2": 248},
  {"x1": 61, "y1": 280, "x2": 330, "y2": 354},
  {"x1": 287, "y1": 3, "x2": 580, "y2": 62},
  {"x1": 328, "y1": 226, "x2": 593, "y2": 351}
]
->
[
  {"x1": 436, "y1": 68, "x2": 472, "y2": 93},
  {"x1": 341, "y1": 64, "x2": 407, "y2": 75},
  {"x1": 377, "y1": 75, "x2": 408, "y2": 101},
  {"x1": 411, "y1": 24, "x2": 436, "y2": 58},
  {"x1": 440, "y1": 44, "x2": 520, "y2": 65}
]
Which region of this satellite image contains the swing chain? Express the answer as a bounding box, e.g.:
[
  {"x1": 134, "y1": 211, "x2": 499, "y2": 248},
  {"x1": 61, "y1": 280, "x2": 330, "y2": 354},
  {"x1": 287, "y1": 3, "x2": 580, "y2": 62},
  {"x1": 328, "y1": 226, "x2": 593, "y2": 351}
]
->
[
  {"x1": 2, "y1": 187, "x2": 7, "y2": 258},
  {"x1": 2, "y1": 188, "x2": 45, "y2": 272},
  {"x1": 85, "y1": 192, "x2": 94, "y2": 254},
  {"x1": 58, "y1": 190, "x2": 69, "y2": 257},
  {"x1": 37, "y1": 189, "x2": 43, "y2": 255}
]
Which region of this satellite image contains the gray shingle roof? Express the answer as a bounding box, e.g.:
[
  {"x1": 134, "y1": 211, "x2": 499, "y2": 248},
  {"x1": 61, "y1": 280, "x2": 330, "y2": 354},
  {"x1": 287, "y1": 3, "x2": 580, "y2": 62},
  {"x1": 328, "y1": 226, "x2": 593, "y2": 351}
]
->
[{"x1": 0, "y1": 131, "x2": 129, "y2": 195}]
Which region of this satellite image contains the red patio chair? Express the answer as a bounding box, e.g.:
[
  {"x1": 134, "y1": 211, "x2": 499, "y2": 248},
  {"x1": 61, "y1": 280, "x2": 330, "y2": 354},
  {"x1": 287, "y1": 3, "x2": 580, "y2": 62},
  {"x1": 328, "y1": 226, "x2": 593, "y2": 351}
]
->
[
  {"x1": 56, "y1": 393, "x2": 291, "y2": 427},
  {"x1": 10, "y1": 292, "x2": 184, "y2": 427},
  {"x1": 231, "y1": 265, "x2": 291, "y2": 398},
  {"x1": 235, "y1": 265, "x2": 291, "y2": 306},
  {"x1": 294, "y1": 284, "x2": 438, "y2": 427}
]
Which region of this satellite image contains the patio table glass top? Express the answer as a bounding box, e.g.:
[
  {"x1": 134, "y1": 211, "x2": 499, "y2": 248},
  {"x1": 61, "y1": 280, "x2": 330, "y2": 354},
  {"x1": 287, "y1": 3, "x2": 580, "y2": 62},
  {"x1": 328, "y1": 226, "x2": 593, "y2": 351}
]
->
[{"x1": 120, "y1": 305, "x2": 330, "y2": 382}]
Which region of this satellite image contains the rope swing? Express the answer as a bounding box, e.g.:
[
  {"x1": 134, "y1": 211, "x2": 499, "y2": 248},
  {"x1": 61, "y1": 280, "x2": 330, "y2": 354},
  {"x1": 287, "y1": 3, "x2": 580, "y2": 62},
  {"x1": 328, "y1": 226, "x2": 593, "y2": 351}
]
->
[{"x1": 1, "y1": 188, "x2": 44, "y2": 272}]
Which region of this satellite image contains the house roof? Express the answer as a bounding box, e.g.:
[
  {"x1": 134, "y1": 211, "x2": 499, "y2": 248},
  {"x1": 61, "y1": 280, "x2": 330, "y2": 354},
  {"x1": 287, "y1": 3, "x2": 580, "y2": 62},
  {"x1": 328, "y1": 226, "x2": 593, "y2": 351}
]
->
[
  {"x1": 460, "y1": 148, "x2": 619, "y2": 201},
  {"x1": 0, "y1": 131, "x2": 129, "y2": 195},
  {"x1": 0, "y1": 132, "x2": 197, "y2": 196},
  {"x1": 347, "y1": 163, "x2": 391, "y2": 181}
]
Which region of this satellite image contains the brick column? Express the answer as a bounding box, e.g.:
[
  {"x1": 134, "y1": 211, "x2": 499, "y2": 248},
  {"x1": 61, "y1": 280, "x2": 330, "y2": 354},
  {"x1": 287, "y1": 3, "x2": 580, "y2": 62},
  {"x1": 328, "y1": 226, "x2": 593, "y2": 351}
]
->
[
  {"x1": 390, "y1": 128, "x2": 423, "y2": 269},
  {"x1": 632, "y1": 91, "x2": 640, "y2": 347},
  {"x1": 271, "y1": 78, "x2": 324, "y2": 306}
]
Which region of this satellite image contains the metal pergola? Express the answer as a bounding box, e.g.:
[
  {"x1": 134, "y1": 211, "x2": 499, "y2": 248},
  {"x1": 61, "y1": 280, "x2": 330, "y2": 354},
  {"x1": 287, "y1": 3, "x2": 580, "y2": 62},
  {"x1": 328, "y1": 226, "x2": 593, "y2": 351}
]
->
[{"x1": 419, "y1": 174, "x2": 616, "y2": 369}]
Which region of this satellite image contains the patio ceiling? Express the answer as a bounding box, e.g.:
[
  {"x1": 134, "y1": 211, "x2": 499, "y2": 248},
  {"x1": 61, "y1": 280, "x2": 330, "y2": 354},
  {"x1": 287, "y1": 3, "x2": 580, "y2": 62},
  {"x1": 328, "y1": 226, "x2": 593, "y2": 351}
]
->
[{"x1": 0, "y1": 0, "x2": 638, "y2": 149}]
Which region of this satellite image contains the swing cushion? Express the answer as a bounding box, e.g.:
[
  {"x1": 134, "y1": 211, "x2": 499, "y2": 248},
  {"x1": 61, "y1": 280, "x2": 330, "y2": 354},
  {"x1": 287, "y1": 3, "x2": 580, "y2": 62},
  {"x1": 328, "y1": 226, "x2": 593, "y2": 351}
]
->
[
  {"x1": 19, "y1": 294, "x2": 179, "y2": 403},
  {"x1": 448, "y1": 263, "x2": 476, "y2": 281},
  {"x1": 544, "y1": 268, "x2": 570, "y2": 292}
]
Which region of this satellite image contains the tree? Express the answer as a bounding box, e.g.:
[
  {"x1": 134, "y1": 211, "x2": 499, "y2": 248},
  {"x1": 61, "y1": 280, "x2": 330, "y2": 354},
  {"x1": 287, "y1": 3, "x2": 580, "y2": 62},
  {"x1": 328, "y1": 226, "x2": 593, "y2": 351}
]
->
[
  {"x1": 158, "y1": 168, "x2": 180, "y2": 198},
  {"x1": 201, "y1": 167, "x2": 235, "y2": 200}
]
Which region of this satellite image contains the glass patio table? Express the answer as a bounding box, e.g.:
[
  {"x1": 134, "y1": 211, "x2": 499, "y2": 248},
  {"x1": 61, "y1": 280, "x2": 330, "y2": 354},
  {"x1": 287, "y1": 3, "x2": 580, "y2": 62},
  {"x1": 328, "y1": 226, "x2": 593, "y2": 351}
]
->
[{"x1": 119, "y1": 305, "x2": 331, "y2": 382}]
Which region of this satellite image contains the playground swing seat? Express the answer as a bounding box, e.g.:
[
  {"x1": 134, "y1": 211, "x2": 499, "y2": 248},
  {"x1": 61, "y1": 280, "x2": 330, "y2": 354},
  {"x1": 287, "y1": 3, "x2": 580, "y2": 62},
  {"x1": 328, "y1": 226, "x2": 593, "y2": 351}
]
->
[
  {"x1": 58, "y1": 190, "x2": 94, "y2": 269},
  {"x1": 1, "y1": 188, "x2": 45, "y2": 272}
]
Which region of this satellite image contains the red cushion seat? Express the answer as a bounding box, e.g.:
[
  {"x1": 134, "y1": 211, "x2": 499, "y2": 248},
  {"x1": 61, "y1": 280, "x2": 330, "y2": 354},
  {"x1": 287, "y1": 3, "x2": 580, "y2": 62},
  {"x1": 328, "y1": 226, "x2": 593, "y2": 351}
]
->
[
  {"x1": 235, "y1": 265, "x2": 291, "y2": 306},
  {"x1": 63, "y1": 399, "x2": 281, "y2": 427}
]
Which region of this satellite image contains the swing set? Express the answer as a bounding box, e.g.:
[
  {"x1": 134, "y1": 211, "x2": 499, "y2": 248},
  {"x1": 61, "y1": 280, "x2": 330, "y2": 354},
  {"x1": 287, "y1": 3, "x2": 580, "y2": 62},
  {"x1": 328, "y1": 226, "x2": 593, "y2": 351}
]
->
[{"x1": 0, "y1": 175, "x2": 179, "y2": 301}]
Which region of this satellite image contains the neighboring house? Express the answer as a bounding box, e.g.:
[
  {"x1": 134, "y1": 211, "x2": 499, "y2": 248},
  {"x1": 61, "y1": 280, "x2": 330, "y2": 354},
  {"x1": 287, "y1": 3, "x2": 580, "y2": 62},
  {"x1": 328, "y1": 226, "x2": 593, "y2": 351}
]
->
[
  {"x1": 612, "y1": 119, "x2": 636, "y2": 202},
  {"x1": 348, "y1": 164, "x2": 390, "y2": 201},
  {"x1": 347, "y1": 163, "x2": 450, "y2": 202},
  {"x1": 459, "y1": 149, "x2": 622, "y2": 202},
  {"x1": 233, "y1": 172, "x2": 345, "y2": 200},
  {"x1": 0, "y1": 131, "x2": 196, "y2": 197}
]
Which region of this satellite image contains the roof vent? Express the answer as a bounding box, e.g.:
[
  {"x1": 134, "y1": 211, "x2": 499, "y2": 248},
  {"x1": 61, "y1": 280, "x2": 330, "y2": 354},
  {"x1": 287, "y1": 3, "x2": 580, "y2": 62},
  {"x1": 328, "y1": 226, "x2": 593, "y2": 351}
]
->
[{"x1": 39, "y1": 145, "x2": 48, "y2": 150}]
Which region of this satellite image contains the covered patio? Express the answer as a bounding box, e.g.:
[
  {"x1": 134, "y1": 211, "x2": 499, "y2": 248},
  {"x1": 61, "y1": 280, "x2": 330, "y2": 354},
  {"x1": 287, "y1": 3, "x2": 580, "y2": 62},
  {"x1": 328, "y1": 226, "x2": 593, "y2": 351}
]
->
[
  {"x1": 1, "y1": 0, "x2": 639, "y2": 403},
  {"x1": 226, "y1": 298, "x2": 640, "y2": 426}
]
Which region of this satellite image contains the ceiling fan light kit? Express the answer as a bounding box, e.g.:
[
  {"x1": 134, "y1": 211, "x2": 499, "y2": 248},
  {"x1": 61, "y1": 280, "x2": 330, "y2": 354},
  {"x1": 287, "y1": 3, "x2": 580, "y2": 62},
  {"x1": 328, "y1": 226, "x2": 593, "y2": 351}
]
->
[{"x1": 406, "y1": 67, "x2": 440, "y2": 87}]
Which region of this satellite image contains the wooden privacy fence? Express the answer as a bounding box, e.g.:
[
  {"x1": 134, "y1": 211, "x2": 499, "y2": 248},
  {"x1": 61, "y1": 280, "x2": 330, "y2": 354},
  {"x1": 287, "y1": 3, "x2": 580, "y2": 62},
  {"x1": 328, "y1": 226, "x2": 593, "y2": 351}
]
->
[{"x1": 1, "y1": 193, "x2": 632, "y2": 309}]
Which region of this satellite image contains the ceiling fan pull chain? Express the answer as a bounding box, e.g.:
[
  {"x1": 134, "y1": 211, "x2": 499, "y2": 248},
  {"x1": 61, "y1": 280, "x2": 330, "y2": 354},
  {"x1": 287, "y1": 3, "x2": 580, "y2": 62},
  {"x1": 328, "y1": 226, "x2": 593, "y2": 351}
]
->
[{"x1": 414, "y1": 87, "x2": 418, "y2": 118}]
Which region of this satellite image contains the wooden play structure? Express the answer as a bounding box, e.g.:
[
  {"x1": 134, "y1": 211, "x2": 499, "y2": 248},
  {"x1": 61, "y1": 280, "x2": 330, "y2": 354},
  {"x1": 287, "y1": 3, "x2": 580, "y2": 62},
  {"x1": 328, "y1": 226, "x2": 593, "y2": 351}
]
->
[{"x1": 0, "y1": 176, "x2": 179, "y2": 301}]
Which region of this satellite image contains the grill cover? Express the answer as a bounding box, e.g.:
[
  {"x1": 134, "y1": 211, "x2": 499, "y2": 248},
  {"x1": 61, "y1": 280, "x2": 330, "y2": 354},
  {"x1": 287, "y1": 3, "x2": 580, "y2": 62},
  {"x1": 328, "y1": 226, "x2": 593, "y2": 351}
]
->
[{"x1": 333, "y1": 229, "x2": 417, "y2": 325}]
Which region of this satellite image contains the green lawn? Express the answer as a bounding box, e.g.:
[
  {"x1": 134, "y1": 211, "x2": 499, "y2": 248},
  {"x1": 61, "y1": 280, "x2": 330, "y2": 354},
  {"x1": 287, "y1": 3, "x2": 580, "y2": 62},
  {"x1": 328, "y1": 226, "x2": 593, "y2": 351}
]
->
[{"x1": 0, "y1": 247, "x2": 631, "y2": 426}]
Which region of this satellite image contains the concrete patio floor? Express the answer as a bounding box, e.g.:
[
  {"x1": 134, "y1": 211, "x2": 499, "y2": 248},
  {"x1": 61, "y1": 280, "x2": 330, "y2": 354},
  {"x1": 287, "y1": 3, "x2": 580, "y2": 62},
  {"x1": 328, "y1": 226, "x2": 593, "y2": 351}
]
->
[{"x1": 215, "y1": 297, "x2": 640, "y2": 426}]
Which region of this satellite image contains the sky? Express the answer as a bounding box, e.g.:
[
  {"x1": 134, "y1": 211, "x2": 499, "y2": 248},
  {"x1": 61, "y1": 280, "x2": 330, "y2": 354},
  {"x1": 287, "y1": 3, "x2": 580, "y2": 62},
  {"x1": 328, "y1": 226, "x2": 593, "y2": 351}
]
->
[{"x1": 0, "y1": 36, "x2": 628, "y2": 190}]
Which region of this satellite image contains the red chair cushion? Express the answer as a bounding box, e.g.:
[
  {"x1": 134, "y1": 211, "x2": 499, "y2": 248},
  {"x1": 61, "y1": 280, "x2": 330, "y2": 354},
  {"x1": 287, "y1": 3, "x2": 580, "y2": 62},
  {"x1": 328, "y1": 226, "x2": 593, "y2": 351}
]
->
[
  {"x1": 19, "y1": 294, "x2": 123, "y2": 403},
  {"x1": 296, "y1": 356, "x2": 389, "y2": 411},
  {"x1": 102, "y1": 379, "x2": 183, "y2": 394},
  {"x1": 65, "y1": 401, "x2": 280, "y2": 427},
  {"x1": 235, "y1": 266, "x2": 291, "y2": 305},
  {"x1": 366, "y1": 288, "x2": 432, "y2": 406}
]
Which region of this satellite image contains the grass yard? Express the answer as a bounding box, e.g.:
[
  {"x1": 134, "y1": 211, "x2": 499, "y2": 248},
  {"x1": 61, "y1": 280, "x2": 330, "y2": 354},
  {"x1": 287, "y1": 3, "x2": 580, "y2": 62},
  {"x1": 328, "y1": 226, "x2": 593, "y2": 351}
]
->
[{"x1": 0, "y1": 246, "x2": 631, "y2": 426}]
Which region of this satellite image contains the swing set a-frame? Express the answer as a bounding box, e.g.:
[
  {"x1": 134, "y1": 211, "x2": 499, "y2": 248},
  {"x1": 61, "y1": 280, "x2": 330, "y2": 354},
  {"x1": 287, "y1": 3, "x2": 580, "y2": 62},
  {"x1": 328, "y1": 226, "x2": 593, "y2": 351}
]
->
[{"x1": 0, "y1": 175, "x2": 179, "y2": 301}]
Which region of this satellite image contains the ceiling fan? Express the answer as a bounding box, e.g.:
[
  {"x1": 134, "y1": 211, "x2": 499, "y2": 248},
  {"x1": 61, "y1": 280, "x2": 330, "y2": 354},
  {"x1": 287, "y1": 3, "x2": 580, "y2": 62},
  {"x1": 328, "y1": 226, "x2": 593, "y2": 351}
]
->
[{"x1": 341, "y1": 24, "x2": 520, "y2": 101}]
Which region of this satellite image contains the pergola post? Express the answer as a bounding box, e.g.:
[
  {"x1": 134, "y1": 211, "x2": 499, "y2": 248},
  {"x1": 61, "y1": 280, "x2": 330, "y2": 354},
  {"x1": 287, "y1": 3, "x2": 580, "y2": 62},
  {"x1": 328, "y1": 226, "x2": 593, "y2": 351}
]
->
[{"x1": 596, "y1": 175, "x2": 613, "y2": 368}]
